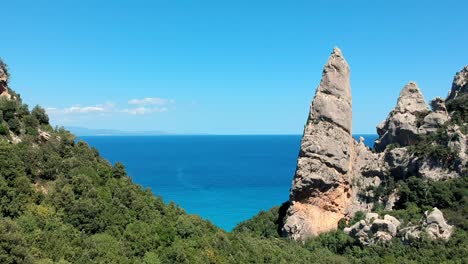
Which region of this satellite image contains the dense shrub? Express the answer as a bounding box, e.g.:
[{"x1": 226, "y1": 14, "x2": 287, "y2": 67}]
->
[{"x1": 31, "y1": 105, "x2": 49, "y2": 125}]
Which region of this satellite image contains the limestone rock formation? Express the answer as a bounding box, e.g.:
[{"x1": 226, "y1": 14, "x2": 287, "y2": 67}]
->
[
  {"x1": 282, "y1": 50, "x2": 465, "y2": 242},
  {"x1": 37, "y1": 129, "x2": 52, "y2": 143},
  {"x1": 374, "y1": 82, "x2": 429, "y2": 151},
  {"x1": 400, "y1": 208, "x2": 453, "y2": 241},
  {"x1": 447, "y1": 66, "x2": 468, "y2": 101},
  {"x1": 0, "y1": 61, "x2": 7, "y2": 80},
  {"x1": 282, "y1": 48, "x2": 355, "y2": 241},
  {"x1": 425, "y1": 208, "x2": 453, "y2": 240},
  {"x1": 344, "y1": 213, "x2": 401, "y2": 245},
  {"x1": 348, "y1": 137, "x2": 383, "y2": 213},
  {"x1": 0, "y1": 60, "x2": 11, "y2": 99},
  {"x1": 347, "y1": 208, "x2": 454, "y2": 245},
  {"x1": 419, "y1": 98, "x2": 450, "y2": 134}
]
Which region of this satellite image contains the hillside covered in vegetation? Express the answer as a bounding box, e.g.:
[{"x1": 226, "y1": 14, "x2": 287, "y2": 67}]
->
[{"x1": 0, "y1": 58, "x2": 467, "y2": 263}]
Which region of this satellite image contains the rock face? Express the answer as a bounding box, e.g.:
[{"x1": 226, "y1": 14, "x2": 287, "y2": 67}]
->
[
  {"x1": 419, "y1": 97, "x2": 450, "y2": 134},
  {"x1": 400, "y1": 208, "x2": 453, "y2": 241},
  {"x1": 447, "y1": 66, "x2": 468, "y2": 101},
  {"x1": 374, "y1": 82, "x2": 429, "y2": 151},
  {"x1": 282, "y1": 50, "x2": 465, "y2": 241},
  {"x1": 282, "y1": 48, "x2": 355, "y2": 241},
  {"x1": 424, "y1": 208, "x2": 453, "y2": 240},
  {"x1": 344, "y1": 213, "x2": 401, "y2": 245},
  {"x1": 346, "y1": 208, "x2": 454, "y2": 244},
  {"x1": 37, "y1": 129, "x2": 52, "y2": 143},
  {"x1": 0, "y1": 60, "x2": 11, "y2": 99}
]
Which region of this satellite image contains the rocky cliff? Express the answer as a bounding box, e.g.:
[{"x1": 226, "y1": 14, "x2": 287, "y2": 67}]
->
[{"x1": 283, "y1": 48, "x2": 467, "y2": 241}]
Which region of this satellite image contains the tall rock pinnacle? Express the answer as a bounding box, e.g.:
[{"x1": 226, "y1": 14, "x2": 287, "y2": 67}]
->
[
  {"x1": 282, "y1": 48, "x2": 354, "y2": 240},
  {"x1": 310, "y1": 47, "x2": 352, "y2": 132}
]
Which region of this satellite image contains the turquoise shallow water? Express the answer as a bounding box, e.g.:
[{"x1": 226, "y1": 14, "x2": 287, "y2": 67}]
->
[{"x1": 81, "y1": 134, "x2": 377, "y2": 231}]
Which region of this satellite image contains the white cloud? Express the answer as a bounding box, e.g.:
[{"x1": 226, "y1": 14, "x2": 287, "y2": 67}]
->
[
  {"x1": 46, "y1": 103, "x2": 116, "y2": 115},
  {"x1": 128, "y1": 97, "x2": 175, "y2": 106},
  {"x1": 47, "y1": 98, "x2": 174, "y2": 117},
  {"x1": 121, "y1": 107, "x2": 168, "y2": 115}
]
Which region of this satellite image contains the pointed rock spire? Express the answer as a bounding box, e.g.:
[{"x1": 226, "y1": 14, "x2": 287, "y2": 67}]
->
[
  {"x1": 395, "y1": 82, "x2": 428, "y2": 113},
  {"x1": 310, "y1": 47, "x2": 352, "y2": 132},
  {"x1": 283, "y1": 48, "x2": 354, "y2": 240},
  {"x1": 447, "y1": 66, "x2": 468, "y2": 101},
  {"x1": 374, "y1": 82, "x2": 429, "y2": 152}
]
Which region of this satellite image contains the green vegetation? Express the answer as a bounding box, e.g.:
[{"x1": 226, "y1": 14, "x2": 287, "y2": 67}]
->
[
  {"x1": 408, "y1": 126, "x2": 457, "y2": 165},
  {"x1": 446, "y1": 94, "x2": 468, "y2": 134},
  {"x1": 0, "y1": 62, "x2": 466, "y2": 262},
  {"x1": 0, "y1": 95, "x2": 463, "y2": 263}
]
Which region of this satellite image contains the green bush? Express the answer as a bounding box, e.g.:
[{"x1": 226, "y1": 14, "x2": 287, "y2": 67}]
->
[
  {"x1": 0, "y1": 123, "x2": 7, "y2": 135},
  {"x1": 31, "y1": 105, "x2": 49, "y2": 125}
]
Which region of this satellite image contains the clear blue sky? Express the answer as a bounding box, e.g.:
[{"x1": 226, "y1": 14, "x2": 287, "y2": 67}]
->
[{"x1": 1, "y1": 0, "x2": 467, "y2": 134}]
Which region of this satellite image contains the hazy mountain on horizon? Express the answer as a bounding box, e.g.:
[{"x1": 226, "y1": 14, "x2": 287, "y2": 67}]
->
[{"x1": 66, "y1": 126, "x2": 168, "y2": 136}]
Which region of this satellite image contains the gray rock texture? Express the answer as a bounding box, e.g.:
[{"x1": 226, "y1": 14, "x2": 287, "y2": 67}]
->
[
  {"x1": 283, "y1": 48, "x2": 355, "y2": 241},
  {"x1": 447, "y1": 66, "x2": 468, "y2": 101},
  {"x1": 347, "y1": 209, "x2": 453, "y2": 245},
  {"x1": 374, "y1": 82, "x2": 429, "y2": 151},
  {"x1": 419, "y1": 98, "x2": 450, "y2": 134},
  {"x1": 425, "y1": 208, "x2": 453, "y2": 240},
  {"x1": 344, "y1": 213, "x2": 401, "y2": 245},
  {"x1": 0, "y1": 60, "x2": 10, "y2": 99},
  {"x1": 282, "y1": 50, "x2": 465, "y2": 242},
  {"x1": 400, "y1": 208, "x2": 453, "y2": 241}
]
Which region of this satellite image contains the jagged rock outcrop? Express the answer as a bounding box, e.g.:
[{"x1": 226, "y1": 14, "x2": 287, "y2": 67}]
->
[
  {"x1": 400, "y1": 208, "x2": 453, "y2": 241},
  {"x1": 282, "y1": 50, "x2": 465, "y2": 241},
  {"x1": 374, "y1": 82, "x2": 429, "y2": 151},
  {"x1": 424, "y1": 208, "x2": 453, "y2": 240},
  {"x1": 344, "y1": 213, "x2": 401, "y2": 245},
  {"x1": 447, "y1": 125, "x2": 467, "y2": 171},
  {"x1": 346, "y1": 208, "x2": 453, "y2": 245},
  {"x1": 348, "y1": 137, "x2": 382, "y2": 212},
  {"x1": 447, "y1": 66, "x2": 468, "y2": 101},
  {"x1": 419, "y1": 98, "x2": 450, "y2": 134},
  {"x1": 37, "y1": 129, "x2": 52, "y2": 143},
  {"x1": 444, "y1": 66, "x2": 468, "y2": 175},
  {"x1": 0, "y1": 60, "x2": 11, "y2": 99},
  {"x1": 283, "y1": 48, "x2": 355, "y2": 241}
]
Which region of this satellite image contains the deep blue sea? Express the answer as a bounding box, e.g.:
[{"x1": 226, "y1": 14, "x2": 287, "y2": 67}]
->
[{"x1": 81, "y1": 134, "x2": 377, "y2": 231}]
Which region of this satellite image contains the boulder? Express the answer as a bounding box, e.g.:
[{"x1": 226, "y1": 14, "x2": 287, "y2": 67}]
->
[
  {"x1": 345, "y1": 213, "x2": 401, "y2": 245},
  {"x1": 425, "y1": 208, "x2": 453, "y2": 240},
  {"x1": 365, "y1": 213, "x2": 379, "y2": 223},
  {"x1": 37, "y1": 129, "x2": 52, "y2": 143},
  {"x1": 400, "y1": 207, "x2": 453, "y2": 241}
]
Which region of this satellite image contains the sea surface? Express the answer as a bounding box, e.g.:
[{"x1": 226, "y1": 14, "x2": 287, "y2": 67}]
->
[{"x1": 81, "y1": 134, "x2": 378, "y2": 231}]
